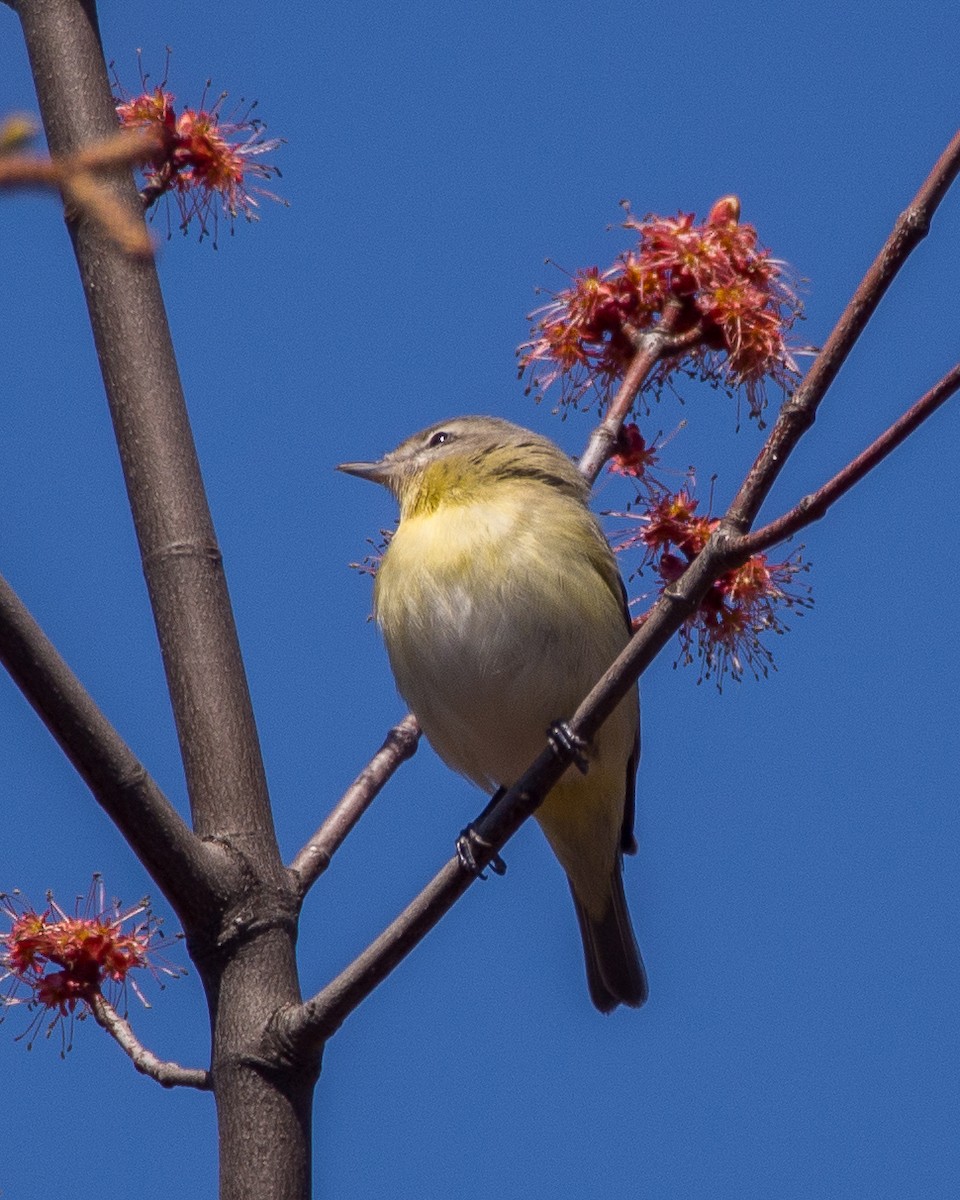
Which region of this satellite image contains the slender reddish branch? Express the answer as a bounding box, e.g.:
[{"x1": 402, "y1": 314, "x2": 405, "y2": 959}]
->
[
  {"x1": 89, "y1": 994, "x2": 211, "y2": 1089},
  {"x1": 290, "y1": 714, "x2": 421, "y2": 894},
  {"x1": 577, "y1": 304, "x2": 698, "y2": 482},
  {"x1": 727, "y1": 127, "x2": 960, "y2": 533},
  {"x1": 739, "y1": 363, "x2": 960, "y2": 556},
  {"x1": 282, "y1": 516, "x2": 737, "y2": 1047}
]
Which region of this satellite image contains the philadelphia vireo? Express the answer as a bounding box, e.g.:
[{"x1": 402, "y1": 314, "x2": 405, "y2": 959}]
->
[{"x1": 339, "y1": 416, "x2": 647, "y2": 1012}]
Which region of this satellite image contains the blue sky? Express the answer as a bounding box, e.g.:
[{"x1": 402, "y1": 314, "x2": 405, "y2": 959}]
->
[{"x1": 2, "y1": 2, "x2": 959, "y2": 1197}]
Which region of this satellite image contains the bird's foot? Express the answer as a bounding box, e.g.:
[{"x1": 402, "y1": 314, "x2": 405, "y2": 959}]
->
[
  {"x1": 456, "y1": 826, "x2": 507, "y2": 880},
  {"x1": 547, "y1": 720, "x2": 590, "y2": 775}
]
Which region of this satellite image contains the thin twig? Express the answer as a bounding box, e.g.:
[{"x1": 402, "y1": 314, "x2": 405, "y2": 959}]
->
[
  {"x1": 727, "y1": 127, "x2": 960, "y2": 533},
  {"x1": 577, "y1": 304, "x2": 696, "y2": 482},
  {"x1": 89, "y1": 994, "x2": 211, "y2": 1089},
  {"x1": 290, "y1": 714, "x2": 421, "y2": 894},
  {"x1": 0, "y1": 128, "x2": 161, "y2": 255},
  {"x1": 738, "y1": 363, "x2": 960, "y2": 556}
]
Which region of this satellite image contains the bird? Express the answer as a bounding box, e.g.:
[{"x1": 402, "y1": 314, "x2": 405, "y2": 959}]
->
[{"x1": 338, "y1": 415, "x2": 647, "y2": 1012}]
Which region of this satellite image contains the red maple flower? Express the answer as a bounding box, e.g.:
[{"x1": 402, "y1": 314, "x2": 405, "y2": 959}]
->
[
  {"x1": 116, "y1": 80, "x2": 285, "y2": 243},
  {"x1": 519, "y1": 197, "x2": 801, "y2": 419},
  {"x1": 608, "y1": 423, "x2": 661, "y2": 481},
  {"x1": 617, "y1": 487, "x2": 812, "y2": 685},
  {"x1": 1, "y1": 877, "x2": 184, "y2": 1047},
  {"x1": 638, "y1": 489, "x2": 715, "y2": 559}
]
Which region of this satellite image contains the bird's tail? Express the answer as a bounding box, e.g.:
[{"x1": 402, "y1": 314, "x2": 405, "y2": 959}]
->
[{"x1": 571, "y1": 865, "x2": 648, "y2": 1013}]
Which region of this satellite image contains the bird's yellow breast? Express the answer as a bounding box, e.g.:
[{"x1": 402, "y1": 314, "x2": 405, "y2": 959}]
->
[{"x1": 373, "y1": 484, "x2": 634, "y2": 790}]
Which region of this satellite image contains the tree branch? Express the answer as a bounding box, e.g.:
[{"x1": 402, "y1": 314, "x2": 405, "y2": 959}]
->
[
  {"x1": 282, "y1": 489, "x2": 758, "y2": 1048},
  {"x1": 281, "y1": 516, "x2": 737, "y2": 1047},
  {"x1": 7, "y1": 4, "x2": 318, "y2": 1192},
  {"x1": 11, "y1": 0, "x2": 281, "y2": 871},
  {"x1": 88, "y1": 993, "x2": 211, "y2": 1089},
  {"x1": 577, "y1": 303, "x2": 697, "y2": 483},
  {"x1": 727, "y1": 127, "x2": 960, "y2": 534},
  {"x1": 0, "y1": 571, "x2": 222, "y2": 927},
  {"x1": 738, "y1": 363, "x2": 960, "y2": 556},
  {"x1": 290, "y1": 714, "x2": 420, "y2": 895}
]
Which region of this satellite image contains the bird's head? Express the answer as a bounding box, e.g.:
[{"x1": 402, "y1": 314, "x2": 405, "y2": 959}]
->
[{"x1": 337, "y1": 415, "x2": 588, "y2": 519}]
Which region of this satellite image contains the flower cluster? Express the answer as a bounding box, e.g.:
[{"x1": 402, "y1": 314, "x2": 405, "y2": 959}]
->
[
  {"x1": 116, "y1": 81, "x2": 284, "y2": 243},
  {"x1": 519, "y1": 197, "x2": 801, "y2": 420},
  {"x1": 617, "y1": 488, "x2": 811, "y2": 685},
  {"x1": 1, "y1": 877, "x2": 182, "y2": 1047}
]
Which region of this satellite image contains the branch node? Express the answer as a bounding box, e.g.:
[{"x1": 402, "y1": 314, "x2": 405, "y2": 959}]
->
[{"x1": 900, "y1": 202, "x2": 931, "y2": 240}]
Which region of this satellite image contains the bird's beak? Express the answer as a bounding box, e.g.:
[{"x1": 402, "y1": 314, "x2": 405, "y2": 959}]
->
[{"x1": 336, "y1": 458, "x2": 393, "y2": 485}]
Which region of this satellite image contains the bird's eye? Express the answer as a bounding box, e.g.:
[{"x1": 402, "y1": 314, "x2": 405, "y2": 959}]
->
[{"x1": 427, "y1": 430, "x2": 452, "y2": 448}]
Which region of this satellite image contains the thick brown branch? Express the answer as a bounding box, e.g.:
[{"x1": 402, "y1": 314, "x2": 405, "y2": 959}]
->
[
  {"x1": 738, "y1": 363, "x2": 960, "y2": 556},
  {"x1": 89, "y1": 994, "x2": 211, "y2": 1089},
  {"x1": 727, "y1": 128, "x2": 960, "y2": 533},
  {"x1": 290, "y1": 714, "x2": 421, "y2": 895},
  {"x1": 0, "y1": 571, "x2": 222, "y2": 927},
  {"x1": 13, "y1": 0, "x2": 281, "y2": 870}
]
